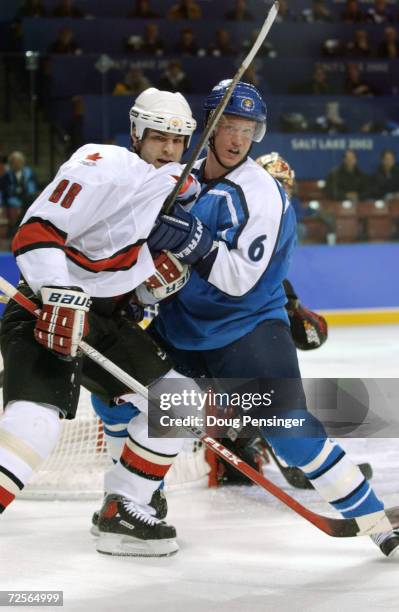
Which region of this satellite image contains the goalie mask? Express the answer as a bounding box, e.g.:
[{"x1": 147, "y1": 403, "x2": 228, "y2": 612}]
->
[
  {"x1": 256, "y1": 152, "x2": 295, "y2": 198},
  {"x1": 129, "y1": 88, "x2": 197, "y2": 149},
  {"x1": 204, "y1": 80, "x2": 267, "y2": 143}
]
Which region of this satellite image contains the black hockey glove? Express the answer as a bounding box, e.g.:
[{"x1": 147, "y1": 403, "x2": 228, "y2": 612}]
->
[{"x1": 147, "y1": 205, "x2": 214, "y2": 266}]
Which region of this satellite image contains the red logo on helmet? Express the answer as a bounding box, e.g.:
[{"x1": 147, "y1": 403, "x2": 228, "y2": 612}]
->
[{"x1": 86, "y1": 152, "x2": 102, "y2": 162}]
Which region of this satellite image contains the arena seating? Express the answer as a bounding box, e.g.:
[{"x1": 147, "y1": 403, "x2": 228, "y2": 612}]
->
[{"x1": 1, "y1": 0, "x2": 399, "y2": 245}]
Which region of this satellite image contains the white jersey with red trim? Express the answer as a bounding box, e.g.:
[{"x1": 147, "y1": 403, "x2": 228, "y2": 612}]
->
[{"x1": 12, "y1": 144, "x2": 183, "y2": 297}]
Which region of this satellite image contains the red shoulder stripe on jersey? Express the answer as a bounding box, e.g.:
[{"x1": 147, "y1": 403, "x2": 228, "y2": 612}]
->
[
  {"x1": 12, "y1": 217, "x2": 67, "y2": 256},
  {"x1": 12, "y1": 217, "x2": 145, "y2": 273},
  {"x1": 64, "y1": 241, "x2": 145, "y2": 273}
]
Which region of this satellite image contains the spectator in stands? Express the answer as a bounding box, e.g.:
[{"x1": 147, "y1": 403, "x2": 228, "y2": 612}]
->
[
  {"x1": 127, "y1": 0, "x2": 160, "y2": 18},
  {"x1": 53, "y1": 0, "x2": 85, "y2": 18},
  {"x1": 321, "y1": 38, "x2": 345, "y2": 57},
  {"x1": 208, "y1": 28, "x2": 237, "y2": 57},
  {"x1": 314, "y1": 101, "x2": 347, "y2": 133},
  {"x1": 360, "y1": 118, "x2": 399, "y2": 135},
  {"x1": 113, "y1": 66, "x2": 151, "y2": 96},
  {"x1": 340, "y1": 0, "x2": 365, "y2": 23},
  {"x1": 291, "y1": 63, "x2": 334, "y2": 95},
  {"x1": 371, "y1": 150, "x2": 399, "y2": 199},
  {"x1": 301, "y1": 0, "x2": 332, "y2": 23},
  {"x1": 344, "y1": 62, "x2": 375, "y2": 96},
  {"x1": 276, "y1": 0, "x2": 295, "y2": 22},
  {"x1": 48, "y1": 27, "x2": 81, "y2": 54},
  {"x1": 378, "y1": 26, "x2": 398, "y2": 58},
  {"x1": 126, "y1": 23, "x2": 165, "y2": 56},
  {"x1": 17, "y1": 0, "x2": 47, "y2": 18},
  {"x1": 0, "y1": 155, "x2": 7, "y2": 210},
  {"x1": 242, "y1": 64, "x2": 261, "y2": 89},
  {"x1": 242, "y1": 29, "x2": 277, "y2": 58},
  {"x1": 3, "y1": 151, "x2": 38, "y2": 236},
  {"x1": 366, "y1": 0, "x2": 395, "y2": 24},
  {"x1": 225, "y1": 0, "x2": 254, "y2": 21},
  {"x1": 142, "y1": 23, "x2": 165, "y2": 55},
  {"x1": 174, "y1": 27, "x2": 201, "y2": 56},
  {"x1": 346, "y1": 29, "x2": 374, "y2": 57},
  {"x1": 279, "y1": 112, "x2": 309, "y2": 132},
  {"x1": 167, "y1": 0, "x2": 202, "y2": 20},
  {"x1": 324, "y1": 149, "x2": 369, "y2": 202},
  {"x1": 158, "y1": 60, "x2": 191, "y2": 93}
]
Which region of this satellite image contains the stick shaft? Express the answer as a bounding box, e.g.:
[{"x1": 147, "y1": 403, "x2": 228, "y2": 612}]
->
[{"x1": 162, "y1": 1, "x2": 279, "y2": 213}]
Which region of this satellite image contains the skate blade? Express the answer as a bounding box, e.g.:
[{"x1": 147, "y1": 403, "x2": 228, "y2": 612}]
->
[
  {"x1": 96, "y1": 533, "x2": 179, "y2": 557},
  {"x1": 387, "y1": 545, "x2": 399, "y2": 559}
]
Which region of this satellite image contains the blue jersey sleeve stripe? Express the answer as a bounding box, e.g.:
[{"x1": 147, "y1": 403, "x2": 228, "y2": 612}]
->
[{"x1": 223, "y1": 179, "x2": 249, "y2": 249}]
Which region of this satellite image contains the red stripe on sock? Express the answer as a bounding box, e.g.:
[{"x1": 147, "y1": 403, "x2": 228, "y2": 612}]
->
[
  {"x1": 0, "y1": 485, "x2": 15, "y2": 508},
  {"x1": 121, "y1": 445, "x2": 171, "y2": 478}
]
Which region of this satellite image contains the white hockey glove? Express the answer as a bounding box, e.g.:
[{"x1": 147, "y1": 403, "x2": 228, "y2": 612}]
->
[
  {"x1": 34, "y1": 286, "x2": 91, "y2": 358},
  {"x1": 135, "y1": 251, "x2": 190, "y2": 305},
  {"x1": 256, "y1": 152, "x2": 295, "y2": 198}
]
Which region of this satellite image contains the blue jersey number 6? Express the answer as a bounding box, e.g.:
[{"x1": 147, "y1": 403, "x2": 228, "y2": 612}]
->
[{"x1": 248, "y1": 234, "x2": 267, "y2": 262}]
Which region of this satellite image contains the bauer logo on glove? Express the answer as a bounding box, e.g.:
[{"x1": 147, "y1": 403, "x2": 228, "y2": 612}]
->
[
  {"x1": 47, "y1": 289, "x2": 91, "y2": 308},
  {"x1": 34, "y1": 286, "x2": 91, "y2": 359}
]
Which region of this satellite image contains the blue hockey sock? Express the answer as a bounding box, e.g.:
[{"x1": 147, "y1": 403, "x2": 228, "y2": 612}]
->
[{"x1": 263, "y1": 409, "x2": 383, "y2": 518}]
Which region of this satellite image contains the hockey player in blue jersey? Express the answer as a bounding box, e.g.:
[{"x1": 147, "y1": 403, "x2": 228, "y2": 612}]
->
[
  {"x1": 89, "y1": 82, "x2": 396, "y2": 557},
  {"x1": 140, "y1": 79, "x2": 399, "y2": 557}
]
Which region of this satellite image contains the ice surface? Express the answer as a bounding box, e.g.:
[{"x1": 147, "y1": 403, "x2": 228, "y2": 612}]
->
[{"x1": 1, "y1": 325, "x2": 399, "y2": 611}]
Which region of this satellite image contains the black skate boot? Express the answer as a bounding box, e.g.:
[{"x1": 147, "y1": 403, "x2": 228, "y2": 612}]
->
[
  {"x1": 91, "y1": 487, "x2": 167, "y2": 536},
  {"x1": 371, "y1": 529, "x2": 399, "y2": 558},
  {"x1": 95, "y1": 493, "x2": 178, "y2": 557}
]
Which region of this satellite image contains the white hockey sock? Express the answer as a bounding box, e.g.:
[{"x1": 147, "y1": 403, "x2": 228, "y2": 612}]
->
[
  {"x1": 104, "y1": 412, "x2": 184, "y2": 507},
  {"x1": 0, "y1": 401, "x2": 61, "y2": 511},
  {"x1": 300, "y1": 438, "x2": 384, "y2": 519},
  {"x1": 104, "y1": 433, "x2": 126, "y2": 463},
  {"x1": 116, "y1": 368, "x2": 186, "y2": 416}
]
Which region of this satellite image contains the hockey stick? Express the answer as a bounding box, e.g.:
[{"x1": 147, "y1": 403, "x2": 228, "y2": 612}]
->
[
  {"x1": 162, "y1": 1, "x2": 279, "y2": 213},
  {"x1": 1, "y1": 275, "x2": 398, "y2": 538}
]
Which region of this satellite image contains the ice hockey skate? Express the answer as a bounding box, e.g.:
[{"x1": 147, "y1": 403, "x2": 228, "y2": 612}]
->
[
  {"x1": 91, "y1": 487, "x2": 168, "y2": 536},
  {"x1": 371, "y1": 529, "x2": 399, "y2": 558},
  {"x1": 95, "y1": 494, "x2": 178, "y2": 557}
]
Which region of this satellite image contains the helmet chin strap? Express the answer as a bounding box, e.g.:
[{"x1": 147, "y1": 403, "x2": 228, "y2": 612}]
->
[
  {"x1": 130, "y1": 129, "x2": 141, "y2": 154},
  {"x1": 209, "y1": 134, "x2": 252, "y2": 173}
]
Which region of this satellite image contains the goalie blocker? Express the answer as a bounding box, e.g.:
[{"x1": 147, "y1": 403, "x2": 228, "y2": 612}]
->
[{"x1": 283, "y1": 279, "x2": 327, "y2": 351}]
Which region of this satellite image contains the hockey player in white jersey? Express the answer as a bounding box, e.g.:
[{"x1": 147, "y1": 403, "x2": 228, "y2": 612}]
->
[
  {"x1": 144, "y1": 79, "x2": 399, "y2": 558},
  {"x1": 0, "y1": 90, "x2": 217, "y2": 557}
]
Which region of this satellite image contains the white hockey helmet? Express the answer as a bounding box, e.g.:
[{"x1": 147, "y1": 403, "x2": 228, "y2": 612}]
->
[{"x1": 129, "y1": 87, "x2": 197, "y2": 148}]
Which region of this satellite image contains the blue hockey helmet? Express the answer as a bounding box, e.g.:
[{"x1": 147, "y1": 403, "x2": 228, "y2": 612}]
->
[{"x1": 204, "y1": 79, "x2": 267, "y2": 142}]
